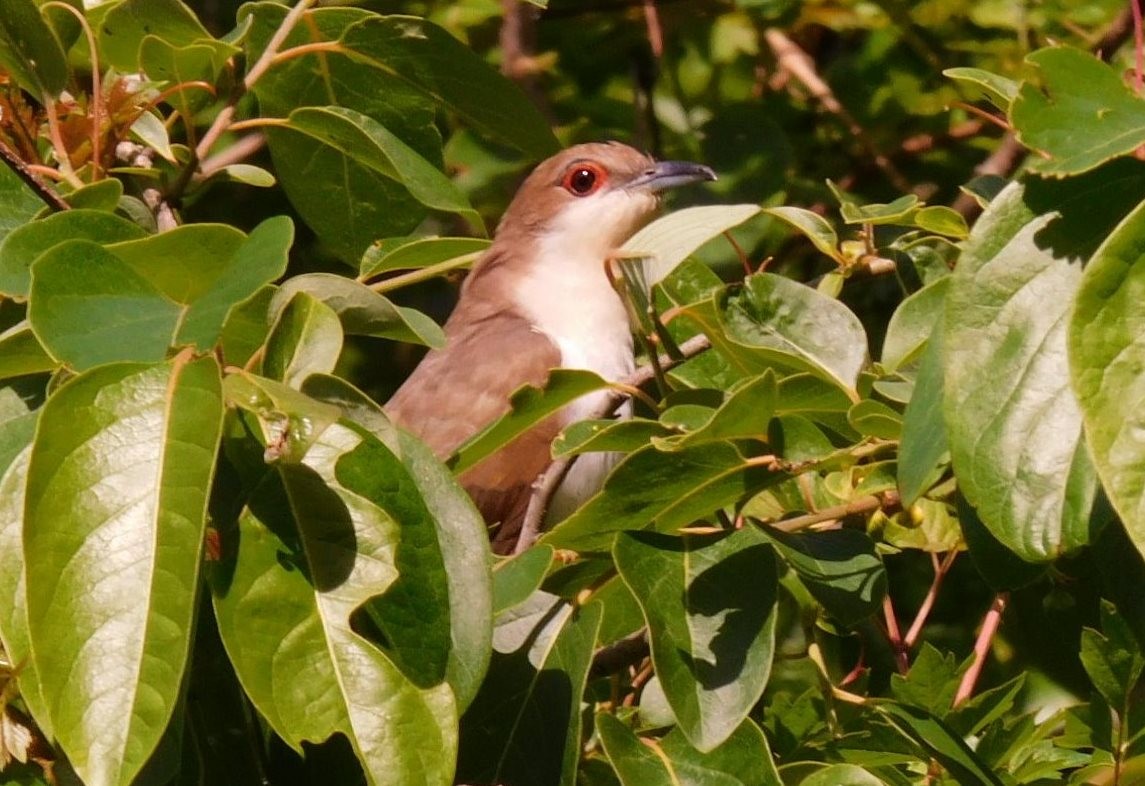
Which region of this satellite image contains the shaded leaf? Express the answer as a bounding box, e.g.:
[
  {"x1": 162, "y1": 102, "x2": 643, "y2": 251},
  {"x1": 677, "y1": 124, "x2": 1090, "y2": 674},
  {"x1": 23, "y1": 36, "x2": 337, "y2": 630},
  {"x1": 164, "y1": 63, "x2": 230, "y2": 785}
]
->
[
  {"x1": 449, "y1": 369, "x2": 611, "y2": 475},
  {"x1": 614, "y1": 529, "x2": 778, "y2": 751},
  {"x1": 552, "y1": 418, "x2": 672, "y2": 459},
  {"x1": 0, "y1": 323, "x2": 56, "y2": 380},
  {"x1": 873, "y1": 702, "x2": 1004, "y2": 786},
  {"x1": 263, "y1": 291, "x2": 343, "y2": 388},
  {"x1": 898, "y1": 320, "x2": 947, "y2": 506},
  {"x1": 492, "y1": 546, "x2": 554, "y2": 616},
  {"x1": 0, "y1": 0, "x2": 68, "y2": 96},
  {"x1": 543, "y1": 441, "x2": 783, "y2": 553},
  {"x1": 761, "y1": 527, "x2": 886, "y2": 626},
  {"x1": 458, "y1": 594, "x2": 602, "y2": 786},
  {"x1": 598, "y1": 713, "x2": 781, "y2": 786},
  {"x1": 0, "y1": 209, "x2": 147, "y2": 298}
]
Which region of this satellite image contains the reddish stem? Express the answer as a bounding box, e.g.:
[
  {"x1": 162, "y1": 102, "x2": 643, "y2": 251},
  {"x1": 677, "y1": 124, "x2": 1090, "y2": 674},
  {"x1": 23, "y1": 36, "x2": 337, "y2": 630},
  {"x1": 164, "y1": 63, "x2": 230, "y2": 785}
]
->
[
  {"x1": 883, "y1": 595, "x2": 910, "y2": 674},
  {"x1": 903, "y1": 551, "x2": 958, "y2": 650},
  {"x1": 953, "y1": 593, "x2": 1009, "y2": 707}
]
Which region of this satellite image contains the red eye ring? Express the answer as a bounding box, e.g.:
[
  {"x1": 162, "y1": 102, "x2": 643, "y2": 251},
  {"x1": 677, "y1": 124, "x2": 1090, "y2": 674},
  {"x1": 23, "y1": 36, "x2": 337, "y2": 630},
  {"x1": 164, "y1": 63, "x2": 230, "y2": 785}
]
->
[{"x1": 561, "y1": 163, "x2": 606, "y2": 196}]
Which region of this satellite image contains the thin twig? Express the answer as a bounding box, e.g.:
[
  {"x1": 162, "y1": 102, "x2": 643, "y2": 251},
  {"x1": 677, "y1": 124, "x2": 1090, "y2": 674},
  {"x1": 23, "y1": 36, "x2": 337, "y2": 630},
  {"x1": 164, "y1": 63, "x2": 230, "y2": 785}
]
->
[
  {"x1": 198, "y1": 133, "x2": 268, "y2": 179},
  {"x1": 764, "y1": 28, "x2": 911, "y2": 193},
  {"x1": 884, "y1": 595, "x2": 910, "y2": 674},
  {"x1": 0, "y1": 139, "x2": 70, "y2": 211},
  {"x1": 903, "y1": 550, "x2": 958, "y2": 649},
  {"x1": 764, "y1": 491, "x2": 896, "y2": 533},
  {"x1": 952, "y1": 593, "x2": 1008, "y2": 707},
  {"x1": 512, "y1": 333, "x2": 713, "y2": 554}
]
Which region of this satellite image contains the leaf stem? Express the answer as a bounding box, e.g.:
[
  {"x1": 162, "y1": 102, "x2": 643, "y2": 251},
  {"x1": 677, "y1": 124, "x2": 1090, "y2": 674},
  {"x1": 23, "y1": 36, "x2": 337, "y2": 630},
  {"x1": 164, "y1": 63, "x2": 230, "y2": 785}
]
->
[
  {"x1": 903, "y1": 550, "x2": 958, "y2": 649},
  {"x1": 43, "y1": 1, "x2": 102, "y2": 179}
]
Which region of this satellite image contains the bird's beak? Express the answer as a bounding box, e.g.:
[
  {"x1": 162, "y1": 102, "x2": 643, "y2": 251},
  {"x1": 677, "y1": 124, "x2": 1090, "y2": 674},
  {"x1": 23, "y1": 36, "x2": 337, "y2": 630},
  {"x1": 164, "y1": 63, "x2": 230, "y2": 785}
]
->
[{"x1": 626, "y1": 160, "x2": 717, "y2": 192}]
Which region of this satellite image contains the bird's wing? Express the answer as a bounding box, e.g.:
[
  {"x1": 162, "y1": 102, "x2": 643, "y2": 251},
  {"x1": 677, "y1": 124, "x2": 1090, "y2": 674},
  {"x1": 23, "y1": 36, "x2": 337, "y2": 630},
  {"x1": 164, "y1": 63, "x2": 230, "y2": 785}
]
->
[{"x1": 384, "y1": 308, "x2": 562, "y2": 543}]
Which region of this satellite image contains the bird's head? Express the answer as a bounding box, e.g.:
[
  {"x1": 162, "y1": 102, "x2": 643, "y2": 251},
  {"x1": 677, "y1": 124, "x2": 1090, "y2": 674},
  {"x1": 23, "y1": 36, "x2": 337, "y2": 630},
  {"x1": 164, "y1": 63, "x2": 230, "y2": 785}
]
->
[{"x1": 495, "y1": 142, "x2": 717, "y2": 251}]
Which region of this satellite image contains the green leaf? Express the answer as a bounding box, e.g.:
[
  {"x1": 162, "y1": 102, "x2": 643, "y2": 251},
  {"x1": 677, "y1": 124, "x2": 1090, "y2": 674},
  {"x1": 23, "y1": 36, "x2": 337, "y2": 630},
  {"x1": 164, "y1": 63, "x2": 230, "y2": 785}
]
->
[
  {"x1": 271, "y1": 274, "x2": 444, "y2": 348},
  {"x1": 286, "y1": 106, "x2": 484, "y2": 232},
  {"x1": 138, "y1": 37, "x2": 227, "y2": 121},
  {"x1": 914, "y1": 206, "x2": 969, "y2": 239},
  {"x1": 242, "y1": 4, "x2": 442, "y2": 263},
  {"x1": 263, "y1": 291, "x2": 343, "y2": 388},
  {"x1": 457, "y1": 595, "x2": 602, "y2": 786},
  {"x1": 449, "y1": 369, "x2": 611, "y2": 475},
  {"x1": 552, "y1": 418, "x2": 672, "y2": 459},
  {"x1": 598, "y1": 714, "x2": 782, "y2": 786},
  {"x1": 897, "y1": 321, "x2": 948, "y2": 506},
  {"x1": 944, "y1": 165, "x2": 1145, "y2": 560},
  {"x1": 361, "y1": 236, "x2": 490, "y2": 278},
  {"x1": 60, "y1": 177, "x2": 123, "y2": 211},
  {"x1": 944, "y1": 66, "x2": 1019, "y2": 111},
  {"x1": 0, "y1": 411, "x2": 49, "y2": 733},
  {"x1": 656, "y1": 371, "x2": 777, "y2": 451},
  {"x1": 0, "y1": 0, "x2": 68, "y2": 96},
  {"x1": 301, "y1": 373, "x2": 493, "y2": 711},
  {"x1": 1069, "y1": 197, "x2": 1145, "y2": 559},
  {"x1": 622, "y1": 204, "x2": 762, "y2": 285},
  {"x1": 762, "y1": 206, "x2": 842, "y2": 263},
  {"x1": 0, "y1": 164, "x2": 57, "y2": 249},
  {"x1": 0, "y1": 322, "x2": 56, "y2": 380},
  {"x1": 492, "y1": 546, "x2": 553, "y2": 616},
  {"x1": 211, "y1": 419, "x2": 458, "y2": 786},
  {"x1": 683, "y1": 273, "x2": 868, "y2": 394},
  {"x1": 543, "y1": 441, "x2": 783, "y2": 553},
  {"x1": 614, "y1": 529, "x2": 778, "y2": 751},
  {"x1": 218, "y1": 286, "x2": 275, "y2": 368},
  {"x1": 25, "y1": 355, "x2": 223, "y2": 786},
  {"x1": 29, "y1": 217, "x2": 292, "y2": 370},
  {"x1": 340, "y1": 16, "x2": 559, "y2": 159},
  {"x1": 847, "y1": 399, "x2": 901, "y2": 440},
  {"x1": 889, "y1": 644, "x2": 964, "y2": 716},
  {"x1": 1079, "y1": 600, "x2": 1144, "y2": 711},
  {"x1": 836, "y1": 192, "x2": 920, "y2": 225},
  {"x1": 946, "y1": 673, "x2": 1025, "y2": 737},
  {"x1": 222, "y1": 371, "x2": 341, "y2": 464},
  {"x1": 1012, "y1": 47, "x2": 1145, "y2": 176},
  {"x1": 872, "y1": 702, "x2": 1004, "y2": 786},
  {"x1": 799, "y1": 764, "x2": 888, "y2": 785},
  {"x1": 0, "y1": 209, "x2": 147, "y2": 297},
  {"x1": 761, "y1": 527, "x2": 886, "y2": 626},
  {"x1": 98, "y1": 0, "x2": 230, "y2": 72},
  {"x1": 882, "y1": 278, "x2": 950, "y2": 372}
]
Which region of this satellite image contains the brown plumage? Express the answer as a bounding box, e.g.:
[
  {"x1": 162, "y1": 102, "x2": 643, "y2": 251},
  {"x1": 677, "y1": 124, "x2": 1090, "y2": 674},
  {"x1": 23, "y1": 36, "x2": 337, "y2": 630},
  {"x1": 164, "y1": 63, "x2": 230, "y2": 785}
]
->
[{"x1": 385, "y1": 142, "x2": 715, "y2": 550}]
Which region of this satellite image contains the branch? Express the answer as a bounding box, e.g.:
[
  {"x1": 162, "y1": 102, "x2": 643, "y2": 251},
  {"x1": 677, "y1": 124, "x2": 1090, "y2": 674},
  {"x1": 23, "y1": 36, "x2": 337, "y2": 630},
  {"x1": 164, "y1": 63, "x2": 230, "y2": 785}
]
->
[
  {"x1": 952, "y1": 592, "x2": 1009, "y2": 706},
  {"x1": 0, "y1": 139, "x2": 70, "y2": 212},
  {"x1": 512, "y1": 333, "x2": 712, "y2": 553}
]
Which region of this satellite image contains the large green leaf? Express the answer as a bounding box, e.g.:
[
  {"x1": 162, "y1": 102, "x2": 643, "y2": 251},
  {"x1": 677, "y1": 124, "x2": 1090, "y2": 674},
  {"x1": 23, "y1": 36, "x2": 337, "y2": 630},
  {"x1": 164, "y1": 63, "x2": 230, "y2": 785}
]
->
[
  {"x1": 339, "y1": 16, "x2": 558, "y2": 159},
  {"x1": 458, "y1": 594, "x2": 602, "y2": 786},
  {"x1": 897, "y1": 320, "x2": 948, "y2": 506},
  {"x1": 881, "y1": 278, "x2": 950, "y2": 372},
  {"x1": 1069, "y1": 198, "x2": 1145, "y2": 558},
  {"x1": 762, "y1": 527, "x2": 886, "y2": 626},
  {"x1": 271, "y1": 273, "x2": 444, "y2": 348},
  {"x1": 0, "y1": 0, "x2": 68, "y2": 96},
  {"x1": 614, "y1": 529, "x2": 778, "y2": 751},
  {"x1": 944, "y1": 164, "x2": 1145, "y2": 560},
  {"x1": 0, "y1": 159, "x2": 48, "y2": 249},
  {"x1": 298, "y1": 372, "x2": 493, "y2": 710},
  {"x1": 0, "y1": 410, "x2": 47, "y2": 733},
  {"x1": 450, "y1": 369, "x2": 611, "y2": 474},
  {"x1": 0, "y1": 209, "x2": 148, "y2": 298},
  {"x1": 98, "y1": 0, "x2": 231, "y2": 72},
  {"x1": 873, "y1": 702, "x2": 1004, "y2": 786},
  {"x1": 682, "y1": 274, "x2": 867, "y2": 395},
  {"x1": 29, "y1": 217, "x2": 292, "y2": 370},
  {"x1": 263, "y1": 291, "x2": 343, "y2": 388},
  {"x1": 24, "y1": 356, "x2": 223, "y2": 786},
  {"x1": 622, "y1": 204, "x2": 762, "y2": 285},
  {"x1": 543, "y1": 441, "x2": 783, "y2": 553},
  {"x1": 212, "y1": 417, "x2": 457, "y2": 786},
  {"x1": 242, "y1": 3, "x2": 441, "y2": 263},
  {"x1": 0, "y1": 322, "x2": 56, "y2": 380},
  {"x1": 1012, "y1": 47, "x2": 1145, "y2": 177},
  {"x1": 597, "y1": 714, "x2": 781, "y2": 786},
  {"x1": 286, "y1": 106, "x2": 483, "y2": 232}
]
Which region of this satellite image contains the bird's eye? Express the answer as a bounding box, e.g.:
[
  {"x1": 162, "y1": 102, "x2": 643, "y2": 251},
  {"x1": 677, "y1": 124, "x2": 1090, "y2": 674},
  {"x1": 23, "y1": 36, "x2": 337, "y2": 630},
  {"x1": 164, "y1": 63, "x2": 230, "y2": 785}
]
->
[{"x1": 562, "y1": 164, "x2": 605, "y2": 196}]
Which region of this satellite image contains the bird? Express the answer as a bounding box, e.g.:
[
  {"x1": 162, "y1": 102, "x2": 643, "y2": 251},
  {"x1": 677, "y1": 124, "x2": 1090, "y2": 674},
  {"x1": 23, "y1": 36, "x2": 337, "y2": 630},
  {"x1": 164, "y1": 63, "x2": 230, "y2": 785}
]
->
[{"x1": 385, "y1": 142, "x2": 716, "y2": 552}]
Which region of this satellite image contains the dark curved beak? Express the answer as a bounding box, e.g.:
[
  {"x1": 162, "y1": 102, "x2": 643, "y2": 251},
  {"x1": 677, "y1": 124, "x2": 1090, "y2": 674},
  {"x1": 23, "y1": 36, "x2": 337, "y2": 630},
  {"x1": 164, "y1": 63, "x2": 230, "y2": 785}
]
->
[{"x1": 627, "y1": 160, "x2": 717, "y2": 192}]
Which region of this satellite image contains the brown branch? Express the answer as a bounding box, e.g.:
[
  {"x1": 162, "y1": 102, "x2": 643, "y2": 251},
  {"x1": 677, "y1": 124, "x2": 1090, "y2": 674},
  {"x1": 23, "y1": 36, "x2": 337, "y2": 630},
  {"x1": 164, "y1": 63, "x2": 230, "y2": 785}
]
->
[
  {"x1": 764, "y1": 28, "x2": 911, "y2": 193},
  {"x1": 765, "y1": 490, "x2": 899, "y2": 534},
  {"x1": 512, "y1": 333, "x2": 712, "y2": 554}
]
